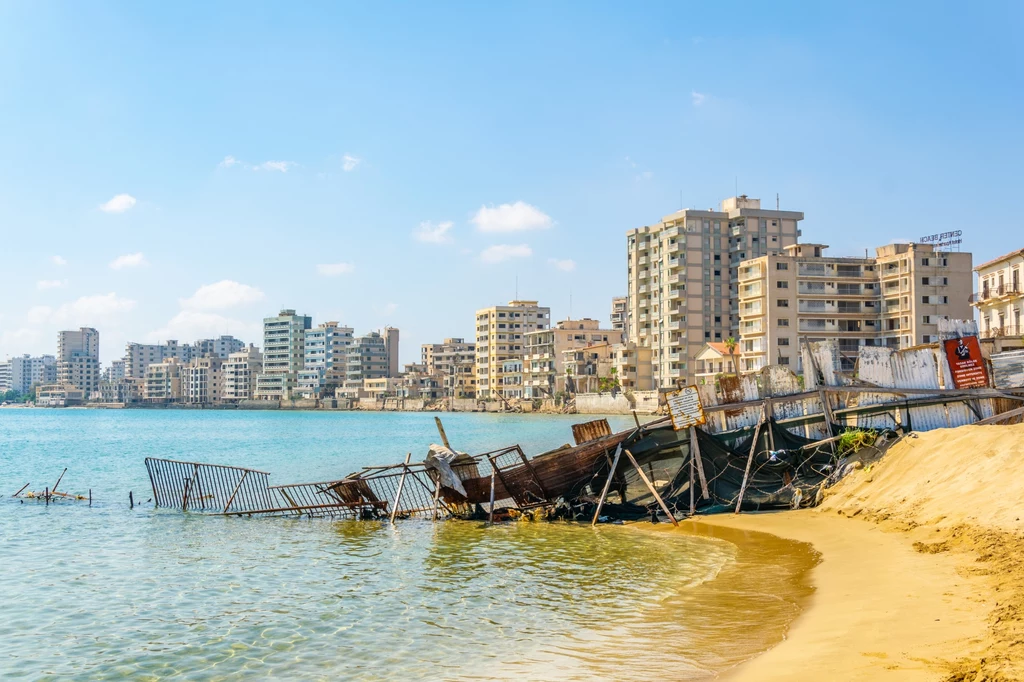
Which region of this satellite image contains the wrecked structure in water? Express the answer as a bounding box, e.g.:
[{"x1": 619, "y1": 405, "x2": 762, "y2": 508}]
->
[{"x1": 145, "y1": 334, "x2": 1024, "y2": 523}]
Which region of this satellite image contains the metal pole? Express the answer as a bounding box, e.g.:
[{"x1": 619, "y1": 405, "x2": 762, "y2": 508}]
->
[
  {"x1": 389, "y1": 453, "x2": 412, "y2": 524},
  {"x1": 735, "y1": 404, "x2": 766, "y2": 513},
  {"x1": 624, "y1": 448, "x2": 678, "y2": 526},
  {"x1": 488, "y1": 468, "x2": 496, "y2": 525}
]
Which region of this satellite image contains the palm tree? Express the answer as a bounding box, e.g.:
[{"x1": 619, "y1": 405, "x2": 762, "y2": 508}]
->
[{"x1": 724, "y1": 336, "x2": 739, "y2": 377}]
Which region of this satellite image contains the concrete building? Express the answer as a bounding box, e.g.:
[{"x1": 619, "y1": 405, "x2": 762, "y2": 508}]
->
[
  {"x1": 125, "y1": 341, "x2": 193, "y2": 378},
  {"x1": 185, "y1": 356, "x2": 224, "y2": 405},
  {"x1": 475, "y1": 300, "x2": 550, "y2": 398},
  {"x1": 972, "y1": 248, "x2": 1024, "y2": 346},
  {"x1": 193, "y1": 336, "x2": 246, "y2": 359},
  {"x1": 36, "y1": 384, "x2": 85, "y2": 407},
  {"x1": 143, "y1": 358, "x2": 184, "y2": 403},
  {"x1": 57, "y1": 328, "x2": 101, "y2": 395},
  {"x1": 344, "y1": 332, "x2": 389, "y2": 388},
  {"x1": 694, "y1": 342, "x2": 738, "y2": 384},
  {"x1": 255, "y1": 309, "x2": 312, "y2": 400},
  {"x1": 1, "y1": 354, "x2": 57, "y2": 394},
  {"x1": 422, "y1": 338, "x2": 477, "y2": 399},
  {"x1": 500, "y1": 359, "x2": 523, "y2": 399},
  {"x1": 104, "y1": 359, "x2": 125, "y2": 382},
  {"x1": 610, "y1": 296, "x2": 627, "y2": 334},
  {"x1": 222, "y1": 345, "x2": 263, "y2": 402},
  {"x1": 298, "y1": 322, "x2": 354, "y2": 398},
  {"x1": 626, "y1": 196, "x2": 803, "y2": 388},
  {"x1": 383, "y1": 327, "x2": 400, "y2": 378},
  {"x1": 737, "y1": 242, "x2": 973, "y2": 373},
  {"x1": 522, "y1": 319, "x2": 622, "y2": 398},
  {"x1": 97, "y1": 377, "x2": 142, "y2": 404}
]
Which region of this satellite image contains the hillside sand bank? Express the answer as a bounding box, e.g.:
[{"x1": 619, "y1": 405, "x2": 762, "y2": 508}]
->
[{"x1": 708, "y1": 423, "x2": 1024, "y2": 681}]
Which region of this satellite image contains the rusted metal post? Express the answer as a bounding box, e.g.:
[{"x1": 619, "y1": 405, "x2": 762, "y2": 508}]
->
[
  {"x1": 45, "y1": 487, "x2": 49, "y2": 506},
  {"x1": 689, "y1": 439, "x2": 695, "y2": 516},
  {"x1": 89, "y1": 489, "x2": 92, "y2": 507},
  {"x1": 487, "y1": 468, "x2": 496, "y2": 525},
  {"x1": 389, "y1": 453, "x2": 412, "y2": 524},
  {"x1": 12, "y1": 482, "x2": 30, "y2": 498},
  {"x1": 129, "y1": 491, "x2": 134, "y2": 509},
  {"x1": 430, "y1": 472, "x2": 442, "y2": 522},
  {"x1": 591, "y1": 444, "x2": 622, "y2": 526},
  {"x1": 52, "y1": 467, "x2": 67, "y2": 494},
  {"x1": 624, "y1": 448, "x2": 678, "y2": 526},
  {"x1": 735, "y1": 405, "x2": 766, "y2": 513}
]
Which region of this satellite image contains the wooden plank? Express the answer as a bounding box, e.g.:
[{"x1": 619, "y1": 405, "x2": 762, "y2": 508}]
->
[
  {"x1": 689, "y1": 427, "x2": 710, "y2": 500},
  {"x1": 591, "y1": 444, "x2": 623, "y2": 526},
  {"x1": 975, "y1": 405, "x2": 1024, "y2": 425},
  {"x1": 434, "y1": 416, "x2": 452, "y2": 450},
  {"x1": 624, "y1": 448, "x2": 677, "y2": 526},
  {"x1": 488, "y1": 468, "x2": 496, "y2": 525},
  {"x1": 734, "y1": 406, "x2": 766, "y2": 514}
]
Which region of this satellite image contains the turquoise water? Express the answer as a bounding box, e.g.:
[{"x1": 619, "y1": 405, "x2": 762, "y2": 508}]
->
[{"x1": 0, "y1": 410, "x2": 815, "y2": 681}]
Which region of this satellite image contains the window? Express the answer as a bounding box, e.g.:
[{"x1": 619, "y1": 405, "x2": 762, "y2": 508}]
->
[
  {"x1": 777, "y1": 299, "x2": 790, "y2": 308},
  {"x1": 922, "y1": 277, "x2": 929, "y2": 285},
  {"x1": 922, "y1": 315, "x2": 931, "y2": 324},
  {"x1": 776, "y1": 281, "x2": 789, "y2": 289},
  {"x1": 778, "y1": 337, "x2": 790, "y2": 346},
  {"x1": 922, "y1": 258, "x2": 930, "y2": 266},
  {"x1": 779, "y1": 356, "x2": 790, "y2": 366},
  {"x1": 776, "y1": 262, "x2": 788, "y2": 270},
  {"x1": 714, "y1": 269, "x2": 721, "y2": 276},
  {"x1": 778, "y1": 318, "x2": 790, "y2": 327}
]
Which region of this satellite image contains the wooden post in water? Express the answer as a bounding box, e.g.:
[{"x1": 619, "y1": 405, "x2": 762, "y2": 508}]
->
[
  {"x1": 430, "y1": 472, "x2": 442, "y2": 522},
  {"x1": 624, "y1": 448, "x2": 678, "y2": 526},
  {"x1": 89, "y1": 489, "x2": 92, "y2": 507},
  {"x1": 129, "y1": 491, "x2": 134, "y2": 509},
  {"x1": 487, "y1": 468, "x2": 496, "y2": 525},
  {"x1": 389, "y1": 453, "x2": 412, "y2": 524},
  {"x1": 52, "y1": 467, "x2": 67, "y2": 494},
  {"x1": 12, "y1": 482, "x2": 30, "y2": 498},
  {"x1": 591, "y1": 444, "x2": 623, "y2": 526},
  {"x1": 734, "y1": 405, "x2": 766, "y2": 513},
  {"x1": 45, "y1": 487, "x2": 49, "y2": 506}
]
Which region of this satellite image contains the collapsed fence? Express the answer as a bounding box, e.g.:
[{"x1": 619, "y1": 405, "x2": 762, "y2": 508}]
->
[{"x1": 144, "y1": 330, "x2": 1024, "y2": 524}]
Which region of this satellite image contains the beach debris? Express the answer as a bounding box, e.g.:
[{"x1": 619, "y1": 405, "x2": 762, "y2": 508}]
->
[{"x1": 14, "y1": 469, "x2": 90, "y2": 504}]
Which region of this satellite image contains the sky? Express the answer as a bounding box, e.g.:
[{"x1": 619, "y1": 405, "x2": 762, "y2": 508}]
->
[{"x1": 1, "y1": 1, "x2": 1022, "y2": 366}]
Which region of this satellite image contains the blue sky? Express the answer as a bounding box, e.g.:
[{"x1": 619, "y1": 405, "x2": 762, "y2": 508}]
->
[{"x1": 1, "y1": 1, "x2": 1021, "y2": 365}]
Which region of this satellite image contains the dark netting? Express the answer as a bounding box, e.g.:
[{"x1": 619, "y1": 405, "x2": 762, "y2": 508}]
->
[{"x1": 594, "y1": 420, "x2": 838, "y2": 517}]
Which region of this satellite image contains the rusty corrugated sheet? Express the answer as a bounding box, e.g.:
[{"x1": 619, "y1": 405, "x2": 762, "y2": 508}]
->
[{"x1": 571, "y1": 419, "x2": 612, "y2": 445}]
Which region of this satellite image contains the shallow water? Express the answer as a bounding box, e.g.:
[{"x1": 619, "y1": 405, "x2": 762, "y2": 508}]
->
[{"x1": 0, "y1": 410, "x2": 817, "y2": 680}]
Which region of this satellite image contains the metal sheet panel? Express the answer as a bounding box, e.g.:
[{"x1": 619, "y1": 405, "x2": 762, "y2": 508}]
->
[{"x1": 991, "y1": 350, "x2": 1024, "y2": 389}]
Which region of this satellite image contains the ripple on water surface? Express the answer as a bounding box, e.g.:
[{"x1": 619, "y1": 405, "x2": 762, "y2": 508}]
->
[{"x1": 0, "y1": 410, "x2": 816, "y2": 681}]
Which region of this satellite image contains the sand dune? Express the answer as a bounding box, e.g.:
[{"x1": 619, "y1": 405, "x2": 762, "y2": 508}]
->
[{"x1": 711, "y1": 422, "x2": 1024, "y2": 681}]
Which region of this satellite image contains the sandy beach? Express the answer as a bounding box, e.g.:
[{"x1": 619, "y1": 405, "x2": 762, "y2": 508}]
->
[{"x1": 704, "y1": 423, "x2": 1024, "y2": 681}]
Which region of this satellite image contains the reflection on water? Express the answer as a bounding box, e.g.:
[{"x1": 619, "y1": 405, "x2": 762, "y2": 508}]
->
[{"x1": 0, "y1": 411, "x2": 817, "y2": 681}]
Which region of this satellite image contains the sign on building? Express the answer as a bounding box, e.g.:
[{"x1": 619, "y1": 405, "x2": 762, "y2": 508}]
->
[
  {"x1": 667, "y1": 385, "x2": 707, "y2": 431},
  {"x1": 943, "y1": 336, "x2": 989, "y2": 389}
]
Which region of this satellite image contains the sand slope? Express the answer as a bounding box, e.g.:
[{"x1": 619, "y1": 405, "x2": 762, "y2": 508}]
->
[{"x1": 714, "y1": 423, "x2": 1024, "y2": 682}]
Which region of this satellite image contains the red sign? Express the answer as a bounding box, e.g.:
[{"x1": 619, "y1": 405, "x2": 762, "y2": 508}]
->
[{"x1": 943, "y1": 336, "x2": 989, "y2": 389}]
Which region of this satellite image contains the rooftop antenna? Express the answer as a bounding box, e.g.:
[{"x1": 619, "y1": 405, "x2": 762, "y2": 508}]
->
[
  {"x1": 515, "y1": 274, "x2": 518, "y2": 301},
  {"x1": 776, "y1": 193, "x2": 780, "y2": 211}
]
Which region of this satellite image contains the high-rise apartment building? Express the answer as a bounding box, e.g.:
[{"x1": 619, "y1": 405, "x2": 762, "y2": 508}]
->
[
  {"x1": 474, "y1": 300, "x2": 550, "y2": 398},
  {"x1": 1, "y1": 354, "x2": 56, "y2": 394},
  {"x1": 382, "y1": 327, "x2": 400, "y2": 378},
  {"x1": 104, "y1": 359, "x2": 125, "y2": 382},
  {"x1": 421, "y1": 338, "x2": 477, "y2": 398},
  {"x1": 972, "y1": 247, "x2": 1024, "y2": 341},
  {"x1": 610, "y1": 296, "x2": 627, "y2": 334},
  {"x1": 298, "y1": 322, "x2": 354, "y2": 398},
  {"x1": 521, "y1": 319, "x2": 622, "y2": 398},
  {"x1": 626, "y1": 196, "x2": 803, "y2": 387},
  {"x1": 222, "y1": 345, "x2": 263, "y2": 402},
  {"x1": 255, "y1": 309, "x2": 312, "y2": 400},
  {"x1": 193, "y1": 336, "x2": 246, "y2": 359},
  {"x1": 125, "y1": 340, "x2": 193, "y2": 378},
  {"x1": 736, "y1": 242, "x2": 973, "y2": 373},
  {"x1": 344, "y1": 332, "x2": 389, "y2": 387},
  {"x1": 143, "y1": 358, "x2": 184, "y2": 403},
  {"x1": 57, "y1": 328, "x2": 101, "y2": 395}
]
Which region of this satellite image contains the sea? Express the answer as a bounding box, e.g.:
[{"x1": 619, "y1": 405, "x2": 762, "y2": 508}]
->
[{"x1": 0, "y1": 409, "x2": 817, "y2": 681}]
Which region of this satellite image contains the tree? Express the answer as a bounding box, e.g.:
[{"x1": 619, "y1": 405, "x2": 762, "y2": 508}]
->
[{"x1": 724, "y1": 336, "x2": 739, "y2": 377}]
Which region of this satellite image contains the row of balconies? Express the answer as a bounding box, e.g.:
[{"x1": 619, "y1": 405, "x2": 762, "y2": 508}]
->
[{"x1": 970, "y1": 284, "x2": 1023, "y2": 304}]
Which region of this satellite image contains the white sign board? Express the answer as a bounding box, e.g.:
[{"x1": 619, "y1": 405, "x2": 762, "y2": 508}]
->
[{"x1": 667, "y1": 385, "x2": 706, "y2": 431}]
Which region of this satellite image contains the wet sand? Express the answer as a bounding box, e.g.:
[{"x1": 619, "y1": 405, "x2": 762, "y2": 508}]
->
[{"x1": 704, "y1": 423, "x2": 1024, "y2": 681}]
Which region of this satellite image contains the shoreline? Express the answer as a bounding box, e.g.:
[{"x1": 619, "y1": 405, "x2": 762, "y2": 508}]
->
[{"x1": 701, "y1": 510, "x2": 991, "y2": 681}]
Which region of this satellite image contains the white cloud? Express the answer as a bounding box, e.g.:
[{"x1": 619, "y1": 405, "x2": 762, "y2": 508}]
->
[
  {"x1": 51, "y1": 255, "x2": 67, "y2": 266},
  {"x1": 109, "y1": 252, "x2": 148, "y2": 270},
  {"x1": 548, "y1": 258, "x2": 576, "y2": 272},
  {"x1": 255, "y1": 160, "x2": 296, "y2": 173},
  {"x1": 219, "y1": 155, "x2": 240, "y2": 168},
  {"x1": 342, "y1": 154, "x2": 361, "y2": 172},
  {"x1": 637, "y1": 170, "x2": 654, "y2": 181},
  {"x1": 99, "y1": 194, "x2": 137, "y2": 213},
  {"x1": 471, "y1": 201, "x2": 553, "y2": 233},
  {"x1": 381, "y1": 302, "x2": 398, "y2": 316},
  {"x1": 37, "y1": 279, "x2": 66, "y2": 291},
  {"x1": 29, "y1": 293, "x2": 137, "y2": 326},
  {"x1": 481, "y1": 244, "x2": 532, "y2": 264},
  {"x1": 146, "y1": 310, "x2": 260, "y2": 345},
  {"x1": 180, "y1": 280, "x2": 265, "y2": 311},
  {"x1": 414, "y1": 220, "x2": 454, "y2": 244},
  {"x1": 691, "y1": 91, "x2": 707, "y2": 107},
  {"x1": 0, "y1": 327, "x2": 41, "y2": 348},
  {"x1": 317, "y1": 263, "x2": 354, "y2": 277}
]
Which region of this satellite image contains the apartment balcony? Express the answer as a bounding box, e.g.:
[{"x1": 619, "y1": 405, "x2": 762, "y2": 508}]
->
[
  {"x1": 980, "y1": 325, "x2": 1022, "y2": 339},
  {"x1": 798, "y1": 265, "x2": 827, "y2": 277},
  {"x1": 669, "y1": 257, "x2": 683, "y2": 268},
  {"x1": 740, "y1": 322, "x2": 763, "y2": 335},
  {"x1": 638, "y1": 256, "x2": 648, "y2": 265},
  {"x1": 737, "y1": 266, "x2": 762, "y2": 282},
  {"x1": 971, "y1": 285, "x2": 1023, "y2": 305},
  {"x1": 669, "y1": 273, "x2": 682, "y2": 284}
]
